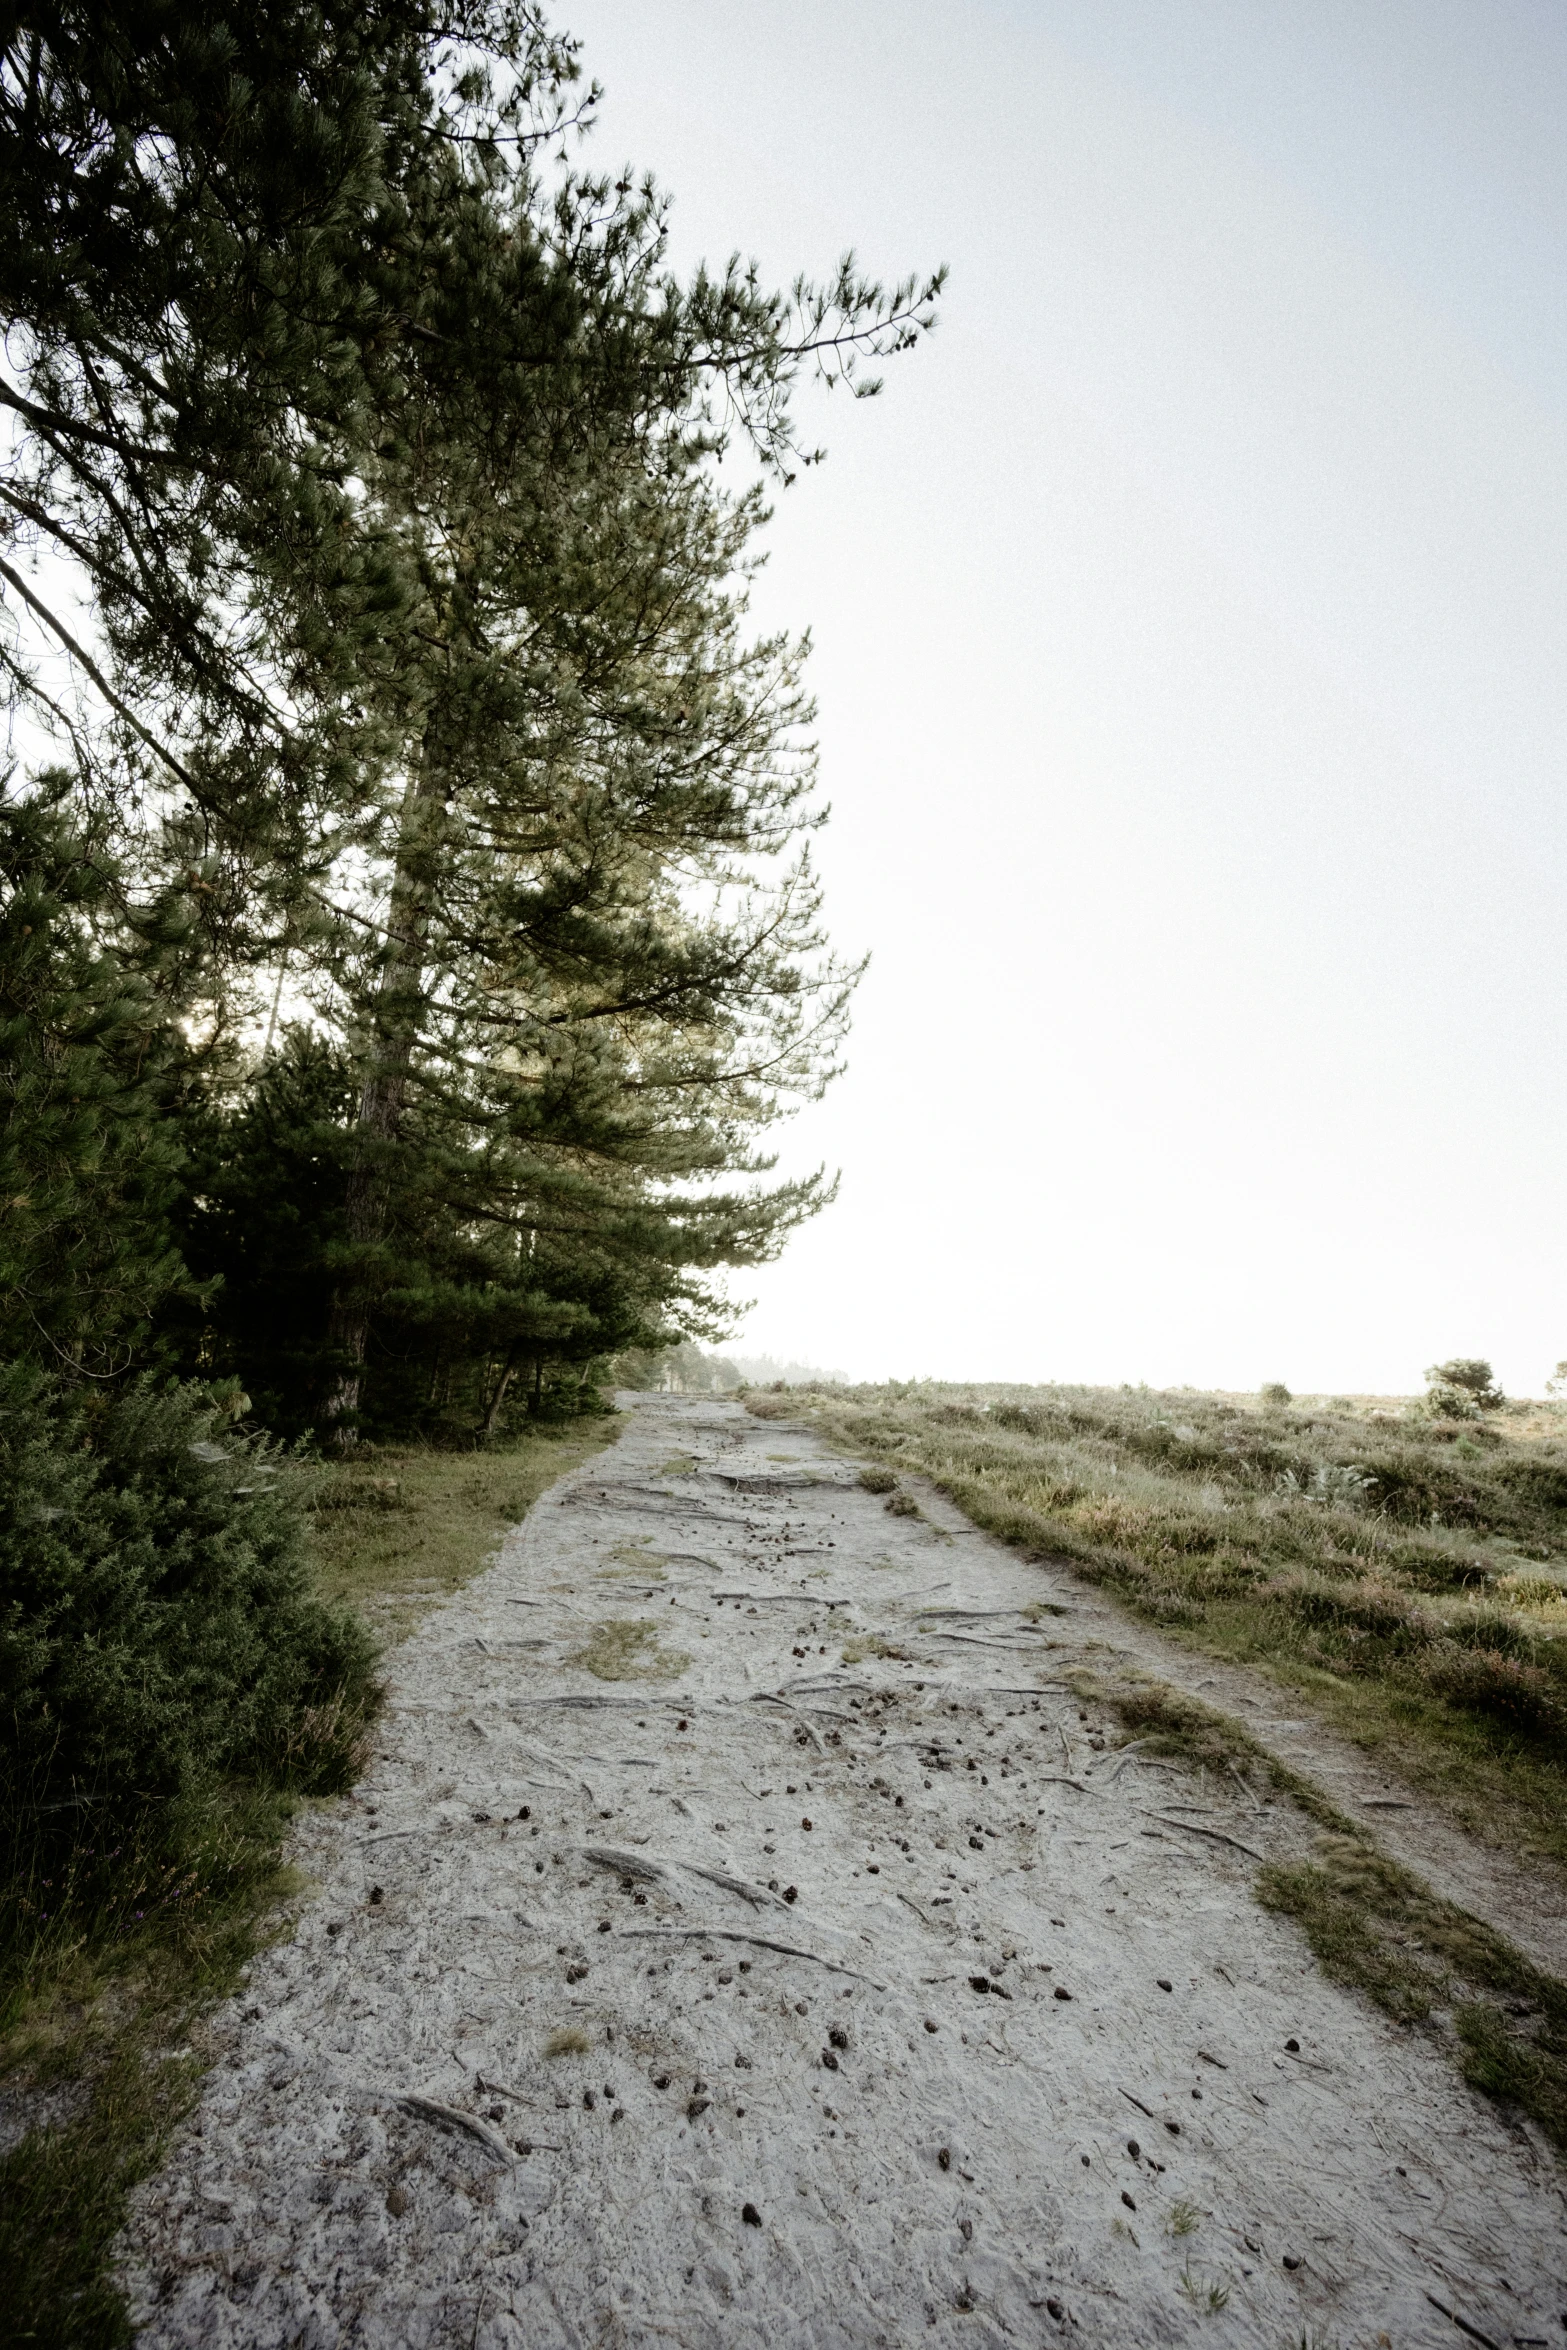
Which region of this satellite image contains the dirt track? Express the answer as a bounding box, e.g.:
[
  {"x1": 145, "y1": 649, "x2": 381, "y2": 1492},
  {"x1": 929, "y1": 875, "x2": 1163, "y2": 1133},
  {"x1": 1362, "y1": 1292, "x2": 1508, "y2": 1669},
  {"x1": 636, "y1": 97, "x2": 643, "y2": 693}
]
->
[{"x1": 122, "y1": 1396, "x2": 1567, "y2": 2347}]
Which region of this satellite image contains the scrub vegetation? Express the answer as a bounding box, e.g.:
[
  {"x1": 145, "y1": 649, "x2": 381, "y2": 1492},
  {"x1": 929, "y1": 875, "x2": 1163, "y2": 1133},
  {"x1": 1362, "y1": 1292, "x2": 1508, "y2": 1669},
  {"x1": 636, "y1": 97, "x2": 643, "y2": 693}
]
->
[{"x1": 768, "y1": 1378, "x2": 1567, "y2": 1878}]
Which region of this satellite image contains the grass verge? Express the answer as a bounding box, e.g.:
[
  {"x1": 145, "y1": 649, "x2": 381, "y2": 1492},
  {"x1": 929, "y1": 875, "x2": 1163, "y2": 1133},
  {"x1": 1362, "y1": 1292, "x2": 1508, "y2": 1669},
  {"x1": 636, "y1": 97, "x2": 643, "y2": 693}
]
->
[
  {"x1": 0, "y1": 1412, "x2": 618, "y2": 2348},
  {"x1": 765, "y1": 1382, "x2": 1567, "y2": 1888},
  {"x1": 308, "y1": 1419, "x2": 619, "y2": 1633},
  {"x1": 1049, "y1": 1666, "x2": 1567, "y2": 2153}
]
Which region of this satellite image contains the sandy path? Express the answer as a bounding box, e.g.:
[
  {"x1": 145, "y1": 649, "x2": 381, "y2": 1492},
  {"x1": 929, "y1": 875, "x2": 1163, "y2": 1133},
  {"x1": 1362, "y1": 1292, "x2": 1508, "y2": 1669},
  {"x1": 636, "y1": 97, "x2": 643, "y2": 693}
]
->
[{"x1": 122, "y1": 1397, "x2": 1567, "y2": 2348}]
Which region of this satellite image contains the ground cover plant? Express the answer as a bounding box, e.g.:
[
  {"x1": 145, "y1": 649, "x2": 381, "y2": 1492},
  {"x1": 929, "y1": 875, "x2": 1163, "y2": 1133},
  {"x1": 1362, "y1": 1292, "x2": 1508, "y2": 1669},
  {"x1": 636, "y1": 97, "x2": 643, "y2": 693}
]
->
[
  {"x1": 0, "y1": 1414, "x2": 617, "y2": 2349},
  {"x1": 770, "y1": 1379, "x2": 1567, "y2": 1881}
]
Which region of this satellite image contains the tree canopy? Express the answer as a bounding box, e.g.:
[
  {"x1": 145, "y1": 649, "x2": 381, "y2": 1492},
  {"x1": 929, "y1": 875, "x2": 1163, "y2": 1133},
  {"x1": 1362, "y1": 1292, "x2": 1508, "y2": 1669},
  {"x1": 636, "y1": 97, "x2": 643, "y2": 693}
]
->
[{"x1": 0, "y1": 0, "x2": 940, "y2": 1440}]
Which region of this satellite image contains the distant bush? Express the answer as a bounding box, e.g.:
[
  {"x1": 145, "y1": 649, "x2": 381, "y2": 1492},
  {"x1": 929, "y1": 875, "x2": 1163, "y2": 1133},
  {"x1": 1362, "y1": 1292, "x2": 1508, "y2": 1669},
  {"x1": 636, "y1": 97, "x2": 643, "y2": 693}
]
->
[
  {"x1": 1424, "y1": 1358, "x2": 1504, "y2": 1418},
  {"x1": 1275, "y1": 1462, "x2": 1375, "y2": 1509},
  {"x1": 1260, "y1": 1382, "x2": 1292, "y2": 1406},
  {"x1": 0, "y1": 1365, "x2": 379, "y2": 1872}
]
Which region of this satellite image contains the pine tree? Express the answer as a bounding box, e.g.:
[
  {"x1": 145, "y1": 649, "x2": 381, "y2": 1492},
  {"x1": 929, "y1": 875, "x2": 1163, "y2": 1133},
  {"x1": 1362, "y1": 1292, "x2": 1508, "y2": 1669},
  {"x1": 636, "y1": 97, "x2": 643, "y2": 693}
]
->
[
  {"x1": 1, "y1": 4, "x2": 938, "y2": 953},
  {"x1": 312, "y1": 295, "x2": 862, "y2": 1430},
  {"x1": 2, "y1": 6, "x2": 941, "y2": 1434},
  {"x1": 0, "y1": 783, "x2": 194, "y2": 1375}
]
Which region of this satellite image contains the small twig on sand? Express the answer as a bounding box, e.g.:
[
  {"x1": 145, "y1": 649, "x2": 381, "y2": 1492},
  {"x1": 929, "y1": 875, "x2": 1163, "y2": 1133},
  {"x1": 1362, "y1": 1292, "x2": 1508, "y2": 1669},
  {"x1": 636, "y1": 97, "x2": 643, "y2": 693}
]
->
[
  {"x1": 1088, "y1": 1737, "x2": 1155, "y2": 1778},
  {"x1": 1225, "y1": 1758, "x2": 1264, "y2": 1811},
  {"x1": 617, "y1": 1925, "x2": 885, "y2": 1989},
  {"x1": 916, "y1": 1606, "x2": 1029, "y2": 1622},
  {"x1": 1035, "y1": 1772, "x2": 1100, "y2": 1796},
  {"x1": 580, "y1": 1843, "x2": 792, "y2": 1912},
  {"x1": 926, "y1": 1632, "x2": 1041, "y2": 1651},
  {"x1": 1425, "y1": 2293, "x2": 1501, "y2": 2350},
  {"x1": 393, "y1": 2095, "x2": 512, "y2": 2162},
  {"x1": 1119, "y1": 2088, "x2": 1156, "y2": 2118},
  {"x1": 476, "y1": 2071, "x2": 526, "y2": 2103},
  {"x1": 750, "y1": 1692, "x2": 827, "y2": 1752},
  {"x1": 1144, "y1": 1814, "x2": 1265, "y2": 1862},
  {"x1": 714, "y1": 1590, "x2": 853, "y2": 1608},
  {"x1": 508, "y1": 1694, "x2": 686, "y2": 1712}
]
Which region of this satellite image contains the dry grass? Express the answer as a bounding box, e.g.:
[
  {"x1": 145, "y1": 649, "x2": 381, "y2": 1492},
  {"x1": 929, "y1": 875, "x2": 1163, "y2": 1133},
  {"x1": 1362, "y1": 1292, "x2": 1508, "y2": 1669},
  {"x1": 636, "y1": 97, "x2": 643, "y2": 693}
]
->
[
  {"x1": 1258, "y1": 1837, "x2": 1567, "y2": 2148},
  {"x1": 544, "y1": 2026, "x2": 590, "y2": 2058},
  {"x1": 839, "y1": 1632, "x2": 912, "y2": 1666},
  {"x1": 1079, "y1": 1672, "x2": 1567, "y2": 2145},
  {"x1": 764, "y1": 1382, "x2": 1567, "y2": 1886},
  {"x1": 567, "y1": 1618, "x2": 689, "y2": 1681},
  {"x1": 749, "y1": 1383, "x2": 1567, "y2": 2150}
]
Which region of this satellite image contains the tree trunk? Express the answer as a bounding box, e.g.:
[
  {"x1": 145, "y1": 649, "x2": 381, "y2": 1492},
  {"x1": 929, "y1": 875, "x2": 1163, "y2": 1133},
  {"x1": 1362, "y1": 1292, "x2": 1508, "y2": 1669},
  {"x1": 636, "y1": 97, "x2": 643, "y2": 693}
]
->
[
  {"x1": 322, "y1": 749, "x2": 446, "y2": 1443},
  {"x1": 482, "y1": 1345, "x2": 521, "y2": 1438}
]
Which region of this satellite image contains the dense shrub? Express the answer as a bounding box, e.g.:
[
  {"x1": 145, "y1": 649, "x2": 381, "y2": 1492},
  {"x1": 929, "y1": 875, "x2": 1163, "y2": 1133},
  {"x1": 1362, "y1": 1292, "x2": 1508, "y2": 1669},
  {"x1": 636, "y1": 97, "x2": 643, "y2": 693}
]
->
[
  {"x1": 1421, "y1": 1646, "x2": 1567, "y2": 1741},
  {"x1": 0, "y1": 1364, "x2": 379, "y2": 1869},
  {"x1": 1424, "y1": 1358, "x2": 1504, "y2": 1417}
]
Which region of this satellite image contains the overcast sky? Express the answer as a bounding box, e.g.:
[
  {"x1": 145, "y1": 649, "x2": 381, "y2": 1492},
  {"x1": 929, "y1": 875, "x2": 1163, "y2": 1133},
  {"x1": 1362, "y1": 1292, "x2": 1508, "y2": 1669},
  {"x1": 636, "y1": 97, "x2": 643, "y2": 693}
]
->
[{"x1": 567, "y1": 0, "x2": 1567, "y2": 1395}]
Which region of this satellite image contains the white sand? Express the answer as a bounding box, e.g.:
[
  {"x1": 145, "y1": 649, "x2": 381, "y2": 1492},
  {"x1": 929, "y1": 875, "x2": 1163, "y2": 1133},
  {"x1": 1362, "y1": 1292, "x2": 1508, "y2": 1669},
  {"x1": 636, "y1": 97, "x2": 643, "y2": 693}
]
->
[{"x1": 121, "y1": 1396, "x2": 1567, "y2": 2347}]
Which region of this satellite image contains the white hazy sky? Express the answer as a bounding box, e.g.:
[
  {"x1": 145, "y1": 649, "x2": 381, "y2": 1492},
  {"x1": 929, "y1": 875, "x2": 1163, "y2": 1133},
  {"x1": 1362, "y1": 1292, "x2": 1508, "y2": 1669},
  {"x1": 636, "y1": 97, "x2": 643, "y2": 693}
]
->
[{"x1": 566, "y1": 0, "x2": 1567, "y2": 1396}]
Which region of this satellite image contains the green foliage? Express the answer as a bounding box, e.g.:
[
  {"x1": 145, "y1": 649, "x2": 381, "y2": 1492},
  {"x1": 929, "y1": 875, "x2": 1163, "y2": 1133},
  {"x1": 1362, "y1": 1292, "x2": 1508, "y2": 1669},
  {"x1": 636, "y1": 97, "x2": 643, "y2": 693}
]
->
[
  {"x1": 1259, "y1": 1381, "x2": 1292, "y2": 1406},
  {"x1": 0, "y1": 1362, "x2": 378, "y2": 1893},
  {"x1": 169, "y1": 1029, "x2": 760, "y2": 1441},
  {"x1": 0, "y1": 792, "x2": 192, "y2": 1375},
  {"x1": 0, "y1": 2014, "x2": 204, "y2": 2349},
  {"x1": 1424, "y1": 1357, "x2": 1504, "y2": 1417},
  {"x1": 0, "y1": 7, "x2": 941, "y2": 1446}
]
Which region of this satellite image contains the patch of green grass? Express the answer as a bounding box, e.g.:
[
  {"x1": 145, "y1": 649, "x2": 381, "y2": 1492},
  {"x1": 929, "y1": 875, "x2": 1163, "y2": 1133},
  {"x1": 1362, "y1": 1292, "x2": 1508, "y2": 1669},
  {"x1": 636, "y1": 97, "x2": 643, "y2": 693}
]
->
[
  {"x1": 0, "y1": 1792, "x2": 300, "y2": 2348},
  {"x1": 310, "y1": 1419, "x2": 619, "y2": 1635},
  {"x1": 599, "y1": 1538, "x2": 669, "y2": 1581},
  {"x1": 1175, "y1": 2264, "x2": 1229, "y2": 2312},
  {"x1": 567, "y1": 1617, "x2": 689, "y2": 1682},
  {"x1": 784, "y1": 1383, "x2": 1567, "y2": 1885},
  {"x1": 1, "y1": 1416, "x2": 619, "y2": 2346}
]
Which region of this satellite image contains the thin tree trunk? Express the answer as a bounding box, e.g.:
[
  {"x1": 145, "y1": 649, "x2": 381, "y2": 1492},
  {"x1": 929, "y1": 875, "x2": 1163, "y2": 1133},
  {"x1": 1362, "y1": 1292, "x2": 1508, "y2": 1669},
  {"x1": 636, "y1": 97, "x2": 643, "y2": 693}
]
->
[
  {"x1": 323, "y1": 746, "x2": 446, "y2": 1443},
  {"x1": 483, "y1": 1345, "x2": 521, "y2": 1438}
]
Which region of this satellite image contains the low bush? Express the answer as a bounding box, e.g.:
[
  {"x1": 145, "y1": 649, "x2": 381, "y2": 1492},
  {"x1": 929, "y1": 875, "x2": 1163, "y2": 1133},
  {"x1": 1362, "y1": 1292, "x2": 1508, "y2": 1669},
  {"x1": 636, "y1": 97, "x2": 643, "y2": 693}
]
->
[
  {"x1": 1421, "y1": 1645, "x2": 1567, "y2": 1740},
  {"x1": 0, "y1": 1362, "x2": 379, "y2": 1901}
]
